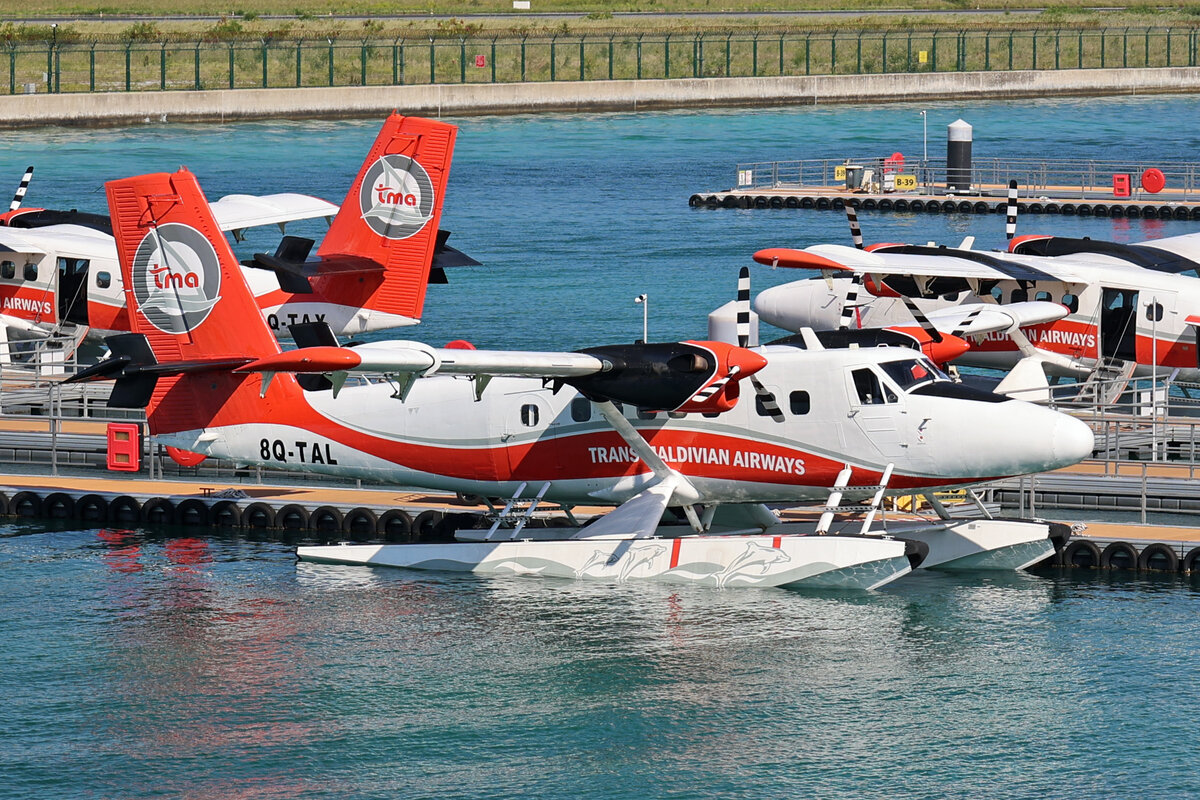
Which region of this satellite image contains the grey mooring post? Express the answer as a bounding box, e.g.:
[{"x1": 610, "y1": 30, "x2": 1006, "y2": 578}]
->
[{"x1": 946, "y1": 118, "x2": 973, "y2": 193}]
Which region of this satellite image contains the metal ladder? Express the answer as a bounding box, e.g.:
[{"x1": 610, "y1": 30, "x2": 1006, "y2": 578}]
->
[
  {"x1": 1076, "y1": 357, "x2": 1136, "y2": 407},
  {"x1": 484, "y1": 481, "x2": 552, "y2": 541},
  {"x1": 816, "y1": 463, "x2": 895, "y2": 535}
]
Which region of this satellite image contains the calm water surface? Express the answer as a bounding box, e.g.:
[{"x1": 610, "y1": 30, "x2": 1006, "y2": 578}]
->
[{"x1": 2, "y1": 96, "x2": 1200, "y2": 798}]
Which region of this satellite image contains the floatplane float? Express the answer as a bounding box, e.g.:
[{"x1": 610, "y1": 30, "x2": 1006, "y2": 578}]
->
[{"x1": 70, "y1": 169, "x2": 1093, "y2": 591}]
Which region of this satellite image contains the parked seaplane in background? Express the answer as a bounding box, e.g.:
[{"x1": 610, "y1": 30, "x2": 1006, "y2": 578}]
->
[
  {"x1": 71, "y1": 168, "x2": 1094, "y2": 590},
  {"x1": 752, "y1": 191, "x2": 1200, "y2": 402},
  {"x1": 0, "y1": 114, "x2": 476, "y2": 356}
]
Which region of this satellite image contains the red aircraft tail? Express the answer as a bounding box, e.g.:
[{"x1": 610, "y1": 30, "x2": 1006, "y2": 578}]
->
[
  {"x1": 99, "y1": 169, "x2": 299, "y2": 434},
  {"x1": 314, "y1": 113, "x2": 458, "y2": 322}
]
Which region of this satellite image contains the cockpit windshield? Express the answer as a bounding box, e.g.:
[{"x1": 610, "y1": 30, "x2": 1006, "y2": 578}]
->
[{"x1": 879, "y1": 358, "x2": 947, "y2": 392}]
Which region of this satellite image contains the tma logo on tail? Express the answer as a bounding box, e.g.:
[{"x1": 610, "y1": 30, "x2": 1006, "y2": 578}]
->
[
  {"x1": 358, "y1": 154, "x2": 435, "y2": 239},
  {"x1": 131, "y1": 223, "x2": 222, "y2": 334}
]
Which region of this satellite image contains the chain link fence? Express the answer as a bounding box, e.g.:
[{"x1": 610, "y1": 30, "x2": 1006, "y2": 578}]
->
[{"x1": 4, "y1": 26, "x2": 1199, "y2": 94}]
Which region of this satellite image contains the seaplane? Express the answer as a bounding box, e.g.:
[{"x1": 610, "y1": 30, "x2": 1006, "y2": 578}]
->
[
  {"x1": 71, "y1": 168, "x2": 1095, "y2": 590},
  {"x1": 751, "y1": 188, "x2": 1200, "y2": 402},
  {"x1": 0, "y1": 114, "x2": 476, "y2": 352}
]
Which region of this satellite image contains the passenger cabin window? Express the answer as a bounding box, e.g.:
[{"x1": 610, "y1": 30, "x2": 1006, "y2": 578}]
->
[
  {"x1": 668, "y1": 411, "x2": 686, "y2": 419},
  {"x1": 23, "y1": 263, "x2": 37, "y2": 281},
  {"x1": 637, "y1": 408, "x2": 657, "y2": 420},
  {"x1": 1010, "y1": 288, "x2": 1028, "y2": 303},
  {"x1": 990, "y1": 286, "x2": 1003, "y2": 302},
  {"x1": 702, "y1": 411, "x2": 720, "y2": 419},
  {"x1": 789, "y1": 391, "x2": 810, "y2": 415},
  {"x1": 0, "y1": 261, "x2": 14, "y2": 280},
  {"x1": 520, "y1": 403, "x2": 539, "y2": 427},
  {"x1": 1146, "y1": 302, "x2": 1164, "y2": 322},
  {"x1": 1035, "y1": 290, "x2": 1051, "y2": 302},
  {"x1": 755, "y1": 394, "x2": 777, "y2": 417},
  {"x1": 880, "y1": 358, "x2": 943, "y2": 392},
  {"x1": 570, "y1": 397, "x2": 590, "y2": 422},
  {"x1": 95, "y1": 271, "x2": 112, "y2": 289},
  {"x1": 852, "y1": 368, "x2": 896, "y2": 405},
  {"x1": 1062, "y1": 293, "x2": 1079, "y2": 313}
]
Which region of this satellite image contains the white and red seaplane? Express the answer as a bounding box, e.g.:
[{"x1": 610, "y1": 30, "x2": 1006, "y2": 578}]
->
[
  {"x1": 0, "y1": 114, "x2": 474, "y2": 347},
  {"x1": 752, "y1": 197, "x2": 1200, "y2": 401},
  {"x1": 72, "y1": 169, "x2": 1094, "y2": 590}
]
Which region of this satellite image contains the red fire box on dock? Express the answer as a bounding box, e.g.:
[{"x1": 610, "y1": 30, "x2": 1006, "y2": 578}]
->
[
  {"x1": 106, "y1": 423, "x2": 141, "y2": 472},
  {"x1": 1112, "y1": 173, "x2": 1132, "y2": 198}
]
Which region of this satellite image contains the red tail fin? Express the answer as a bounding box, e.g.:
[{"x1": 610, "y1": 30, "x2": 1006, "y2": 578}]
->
[
  {"x1": 316, "y1": 113, "x2": 457, "y2": 322},
  {"x1": 106, "y1": 169, "x2": 290, "y2": 433}
]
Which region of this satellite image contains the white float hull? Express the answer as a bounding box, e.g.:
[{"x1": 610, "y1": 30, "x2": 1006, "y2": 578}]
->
[
  {"x1": 296, "y1": 534, "x2": 917, "y2": 591},
  {"x1": 881, "y1": 518, "x2": 1058, "y2": 571}
]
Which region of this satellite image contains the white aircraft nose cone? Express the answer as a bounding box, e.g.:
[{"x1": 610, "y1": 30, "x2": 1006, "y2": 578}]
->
[{"x1": 1049, "y1": 413, "x2": 1094, "y2": 470}]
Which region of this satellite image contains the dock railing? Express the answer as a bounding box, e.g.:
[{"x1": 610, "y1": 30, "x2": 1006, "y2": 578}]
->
[
  {"x1": 6, "y1": 26, "x2": 1199, "y2": 96},
  {"x1": 734, "y1": 156, "x2": 1200, "y2": 202}
]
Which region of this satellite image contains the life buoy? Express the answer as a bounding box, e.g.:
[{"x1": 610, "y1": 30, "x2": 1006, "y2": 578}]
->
[
  {"x1": 1100, "y1": 541, "x2": 1138, "y2": 570},
  {"x1": 1137, "y1": 543, "x2": 1179, "y2": 573},
  {"x1": 166, "y1": 446, "x2": 206, "y2": 467},
  {"x1": 1141, "y1": 167, "x2": 1165, "y2": 194},
  {"x1": 882, "y1": 151, "x2": 904, "y2": 173}
]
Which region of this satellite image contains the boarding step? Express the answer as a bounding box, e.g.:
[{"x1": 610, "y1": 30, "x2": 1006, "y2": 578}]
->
[{"x1": 1075, "y1": 357, "x2": 1136, "y2": 407}]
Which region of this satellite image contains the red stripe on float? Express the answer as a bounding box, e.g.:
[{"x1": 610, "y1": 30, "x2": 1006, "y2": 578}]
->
[
  {"x1": 772, "y1": 536, "x2": 782, "y2": 549},
  {"x1": 669, "y1": 538, "x2": 682, "y2": 569}
]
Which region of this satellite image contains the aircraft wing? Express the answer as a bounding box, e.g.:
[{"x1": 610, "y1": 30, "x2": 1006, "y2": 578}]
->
[
  {"x1": 0, "y1": 224, "x2": 114, "y2": 258},
  {"x1": 1012, "y1": 233, "x2": 1200, "y2": 274},
  {"x1": 240, "y1": 341, "x2": 608, "y2": 378},
  {"x1": 925, "y1": 301, "x2": 1069, "y2": 336},
  {"x1": 754, "y1": 243, "x2": 1087, "y2": 284},
  {"x1": 210, "y1": 193, "x2": 338, "y2": 234},
  {"x1": 0, "y1": 227, "x2": 48, "y2": 255}
]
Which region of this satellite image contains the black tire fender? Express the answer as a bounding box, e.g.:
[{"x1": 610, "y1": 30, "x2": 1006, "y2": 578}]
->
[
  {"x1": 274, "y1": 504, "x2": 310, "y2": 531},
  {"x1": 43, "y1": 492, "x2": 75, "y2": 519},
  {"x1": 309, "y1": 505, "x2": 344, "y2": 533},
  {"x1": 109, "y1": 495, "x2": 141, "y2": 524},
  {"x1": 140, "y1": 498, "x2": 175, "y2": 525},
  {"x1": 1100, "y1": 541, "x2": 1138, "y2": 570},
  {"x1": 382, "y1": 509, "x2": 416, "y2": 542},
  {"x1": 174, "y1": 498, "x2": 210, "y2": 527},
  {"x1": 209, "y1": 500, "x2": 242, "y2": 528},
  {"x1": 343, "y1": 507, "x2": 379, "y2": 540},
  {"x1": 1137, "y1": 543, "x2": 1180, "y2": 573},
  {"x1": 243, "y1": 502, "x2": 275, "y2": 529},
  {"x1": 10, "y1": 491, "x2": 42, "y2": 517},
  {"x1": 1062, "y1": 539, "x2": 1101, "y2": 568},
  {"x1": 75, "y1": 493, "x2": 108, "y2": 522}
]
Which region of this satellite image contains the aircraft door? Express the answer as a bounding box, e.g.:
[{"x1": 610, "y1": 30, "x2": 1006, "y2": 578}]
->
[
  {"x1": 1100, "y1": 288, "x2": 1138, "y2": 361},
  {"x1": 57, "y1": 257, "x2": 90, "y2": 325},
  {"x1": 845, "y1": 366, "x2": 911, "y2": 462},
  {"x1": 499, "y1": 391, "x2": 563, "y2": 480}
]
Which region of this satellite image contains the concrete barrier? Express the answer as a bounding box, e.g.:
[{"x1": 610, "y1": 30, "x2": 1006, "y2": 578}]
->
[{"x1": 3, "y1": 67, "x2": 1199, "y2": 127}]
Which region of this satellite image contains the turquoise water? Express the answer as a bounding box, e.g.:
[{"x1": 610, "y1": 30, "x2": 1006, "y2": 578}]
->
[{"x1": 3, "y1": 96, "x2": 1200, "y2": 798}]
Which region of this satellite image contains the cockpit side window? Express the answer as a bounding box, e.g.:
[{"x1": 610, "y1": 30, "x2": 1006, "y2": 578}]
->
[
  {"x1": 852, "y1": 367, "x2": 895, "y2": 405},
  {"x1": 879, "y1": 358, "x2": 945, "y2": 392}
]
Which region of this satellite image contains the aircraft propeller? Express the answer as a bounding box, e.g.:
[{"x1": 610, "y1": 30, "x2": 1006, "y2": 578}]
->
[{"x1": 8, "y1": 166, "x2": 33, "y2": 212}]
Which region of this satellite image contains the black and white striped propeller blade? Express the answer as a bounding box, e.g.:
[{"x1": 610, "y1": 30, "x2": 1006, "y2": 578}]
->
[
  {"x1": 838, "y1": 272, "x2": 863, "y2": 331},
  {"x1": 736, "y1": 266, "x2": 752, "y2": 348},
  {"x1": 9, "y1": 166, "x2": 33, "y2": 212},
  {"x1": 844, "y1": 202, "x2": 864, "y2": 249},
  {"x1": 900, "y1": 295, "x2": 944, "y2": 344},
  {"x1": 1005, "y1": 179, "x2": 1018, "y2": 240}
]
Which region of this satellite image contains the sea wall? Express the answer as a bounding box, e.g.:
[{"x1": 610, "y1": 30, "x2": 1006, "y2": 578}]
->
[{"x1": 2, "y1": 66, "x2": 1198, "y2": 127}]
